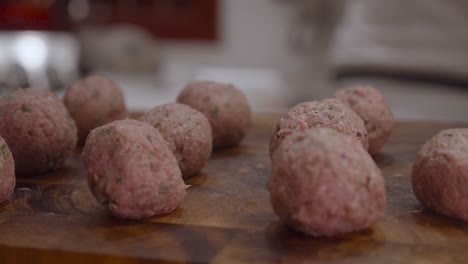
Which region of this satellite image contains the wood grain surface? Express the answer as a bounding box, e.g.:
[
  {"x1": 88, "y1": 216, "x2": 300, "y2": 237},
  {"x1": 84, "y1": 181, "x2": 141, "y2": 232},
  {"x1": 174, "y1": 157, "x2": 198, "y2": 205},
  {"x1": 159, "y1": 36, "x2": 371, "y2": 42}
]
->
[{"x1": 1, "y1": 114, "x2": 468, "y2": 264}]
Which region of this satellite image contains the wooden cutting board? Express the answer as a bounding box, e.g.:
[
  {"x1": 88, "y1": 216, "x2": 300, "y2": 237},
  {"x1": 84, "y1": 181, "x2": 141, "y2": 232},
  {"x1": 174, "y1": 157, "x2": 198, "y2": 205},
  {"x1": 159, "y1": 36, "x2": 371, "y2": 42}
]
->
[{"x1": 1, "y1": 114, "x2": 467, "y2": 264}]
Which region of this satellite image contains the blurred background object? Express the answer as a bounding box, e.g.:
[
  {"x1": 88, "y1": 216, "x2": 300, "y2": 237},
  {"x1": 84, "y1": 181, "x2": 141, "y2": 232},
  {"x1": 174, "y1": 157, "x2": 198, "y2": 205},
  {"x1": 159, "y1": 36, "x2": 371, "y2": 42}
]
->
[
  {"x1": 1, "y1": 0, "x2": 468, "y2": 120},
  {"x1": 0, "y1": 31, "x2": 80, "y2": 94},
  {"x1": 0, "y1": 0, "x2": 78, "y2": 94},
  {"x1": 280, "y1": 0, "x2": 344, "y2": 102},
  {"x1": 331, "y1": 0, "x2": 468, "y2": 83},
  {"x1": 330, "y1": 0, "x2": 468, "y2": 121},
  {"x1": 79, "y1": 24, "x2": 159, "y2": 73}
]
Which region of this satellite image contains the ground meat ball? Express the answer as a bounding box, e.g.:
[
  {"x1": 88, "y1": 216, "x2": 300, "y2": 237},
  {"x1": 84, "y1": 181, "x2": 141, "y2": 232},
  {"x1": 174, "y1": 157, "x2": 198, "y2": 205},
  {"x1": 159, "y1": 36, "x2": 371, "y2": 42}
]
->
[
  {"x1": 63, "y1": 75, "x2": 127, "y2": 144},
  {"x1": 83, "y1": 119, "x2": 186, "y2": 219},
  {"x1": 139, "y1": 103, "x2": 212, "y2": 179},
  {"x1": 411, "y1": 129, "x2": 468, "y2": 221},
  {"x1": 0, "y1": 137, "x2": 15, "y2": 202},
  {"x1": 0, "y1": 89, "x2": 77, "y2": 175},
  {"x1": 269, "y1": 128, "x2": 386, "y2": 237},
  {"x1": 334, "y1": 85, "x2": 393, "y2": 155},
  {"x1": 270, "y1": 98, "x2": 368, "y2": 155},
  {"x1": 176, "y1": 80, "x2": 251, "y2": 149}
]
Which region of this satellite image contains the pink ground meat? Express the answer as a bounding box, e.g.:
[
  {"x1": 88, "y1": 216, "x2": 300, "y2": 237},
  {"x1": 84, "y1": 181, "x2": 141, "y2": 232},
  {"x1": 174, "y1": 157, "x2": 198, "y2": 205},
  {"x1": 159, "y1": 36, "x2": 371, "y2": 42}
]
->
[
  {"x1": 64, "y1": 75, "x2": 127, "y2": 144},
  {"x1": 0, "y1": 89, "x2": 77, "y2": 175},
  {"x1": 412, "y1": 129, "x2": 468, "y2": 221},
  {"x1": 139, "y1": 103, "x2": 212, "y2": 179},
  {"x1": 83, "y1": 119, "x2": 186, "y2": 219},
  {"x1": 270, "y1": 98, "x2": 368, "y2": 155},
  {"x1": 334, "y1": 85, "x2": 393, "y2": 154},
  {"x1": 269, "y1": 128, "x2": 386, "y2": 237},
  {"x1": 0, "y1": 137, "x2": 15, "y2": 202},
  {"x1": 177, "y1": 80, "x2": 251, "y2": 149}
]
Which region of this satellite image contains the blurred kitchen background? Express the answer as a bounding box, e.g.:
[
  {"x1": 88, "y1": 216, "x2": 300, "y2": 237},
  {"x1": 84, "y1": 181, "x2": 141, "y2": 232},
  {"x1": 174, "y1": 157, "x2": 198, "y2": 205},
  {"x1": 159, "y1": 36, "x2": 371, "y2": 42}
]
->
[{"x1": 1, "y1": 0, "x2": 468, "y2": 121}]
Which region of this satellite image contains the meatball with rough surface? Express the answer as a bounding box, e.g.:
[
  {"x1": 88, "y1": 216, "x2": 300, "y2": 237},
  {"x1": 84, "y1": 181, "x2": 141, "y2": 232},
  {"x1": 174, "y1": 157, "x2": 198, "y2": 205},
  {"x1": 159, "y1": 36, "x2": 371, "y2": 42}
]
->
[
  {"x1": 270, "y1": 98, "x2": 368, "y2": 155},
  {"x1": 0, "y1": 137, "x2": 15, "y2": 202},
  {"x1": 83, "y1": 119, "x2": 186, "y2": 219},
  {"x1": 334, "y1": 85, "x2": 393, "y2": 154},
  {"x1": 269, "y1": 128, "x2": 386, "y2": 237},
  {"x1": 177, "y1": 80, "x2": 251, "y2": 149},
  {"x1": 0, "y1": 89, "x2": 77, "y2": 175},
  {"x1": 139, "y1": 103, "x2": 212, "y2": 179},
  {"x1": 412, "y1": 128, "x2": 468, "y2": 221},
  {"x1": 64, "y1": 75, "x2": 127, "y2": 144}
]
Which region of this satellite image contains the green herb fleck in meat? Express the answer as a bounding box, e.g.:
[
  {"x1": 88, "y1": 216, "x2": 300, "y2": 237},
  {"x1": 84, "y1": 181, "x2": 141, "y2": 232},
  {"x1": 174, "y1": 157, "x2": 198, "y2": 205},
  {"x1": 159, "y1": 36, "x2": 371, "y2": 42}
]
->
[
  {"x1": 456, "y1": 177, "x2": 462, "y2": 187},
  {"x1": 21, "y1": 104, "x2": 31, "y2": 112},
  {"x1": 94, "y1": 116, "x2": 104, "y2": 125},
  {"x1": 224, "y1": 102, "x2": 231, "y2": 109},
  {"x1": 159, "y1": 185, "x2": 169, "y2": 194},
  {"x1": 70, "y1": 100, "x2": 85, "y2": 111},
  {"x1": 148, "y1": 150, "x2": 156, "y2": 157},
  {"x1": 211, "y1": 107, "x2": 219, "y2": 118},
  {"x1": 92, "y1": 90, "x2": 100, "y2": 100},
  {"x1": 1, "y1": 144, "x2": 9, "y2": 159},
  {"x1": 67, "y1": 115, "x2": 76, "y2": 130},
  {"x1": 115, "y1": 176, "x2": 122, "y2": 184},
  {"x1": 101, "y1": 127, "x2": 111, "y2": 136}
]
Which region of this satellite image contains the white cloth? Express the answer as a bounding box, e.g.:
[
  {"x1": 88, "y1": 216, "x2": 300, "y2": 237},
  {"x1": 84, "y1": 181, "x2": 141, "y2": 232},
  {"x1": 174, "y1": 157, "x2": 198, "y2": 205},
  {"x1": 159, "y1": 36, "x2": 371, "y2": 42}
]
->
[{"x1": 331, "y1": 0, "x2": 468, "y2": 80}]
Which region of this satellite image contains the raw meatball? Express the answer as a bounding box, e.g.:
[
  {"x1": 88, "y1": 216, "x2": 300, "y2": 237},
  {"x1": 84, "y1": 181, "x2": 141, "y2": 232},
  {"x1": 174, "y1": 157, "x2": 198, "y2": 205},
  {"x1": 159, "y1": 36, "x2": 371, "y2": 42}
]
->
[
  {"x1": 0, "y1": 137, "x2": 15, "y2": 202},
  {"x1": 0, "y1": 89, "x2": 77, "y2": 175},
  {"x1": 334, "y1": 85, "x2": 393, "y2": 154},
  {"x1": 411, "y1": 129, "x2": 468, "y2": 221},
  {"x1": 83, "y1": 119, "x2": 186, "y2": 219},
  {"x1": 63, "y1": 75, "x2": 127, "y2": 144},
  {"x1": 177, "y1": 80, "x2": 251, "y2": 149},
  {"x1": 270, "y1": 98, "x2": 368, "y2": 155},
  {"x1": 269, "y1": 128, "x2": 386, "y2": 237},
  {"x1": 139, "y1": 103, "x2": 212, "y2": 179}
]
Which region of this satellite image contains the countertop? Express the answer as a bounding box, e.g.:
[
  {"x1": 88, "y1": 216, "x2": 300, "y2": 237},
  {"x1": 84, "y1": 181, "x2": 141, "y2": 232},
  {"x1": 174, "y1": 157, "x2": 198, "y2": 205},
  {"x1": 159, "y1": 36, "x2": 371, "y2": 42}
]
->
[{"x1": 1, "y1": 114, "x2": 468, "y2": 263}]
